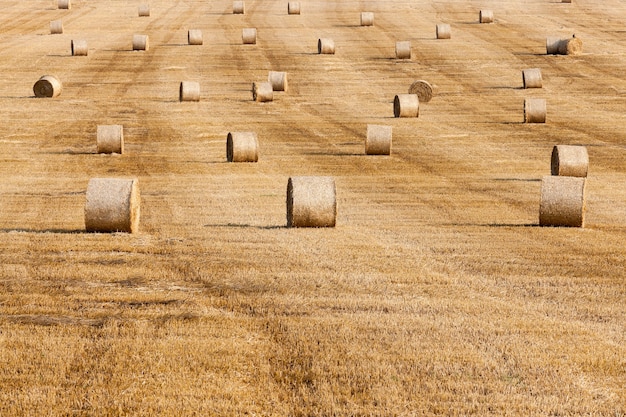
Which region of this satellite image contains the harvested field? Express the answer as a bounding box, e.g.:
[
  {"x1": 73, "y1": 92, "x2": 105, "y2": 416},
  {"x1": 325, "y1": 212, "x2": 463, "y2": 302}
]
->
[{"x1": 0, "y1": 0, "x2": 625, "y2": 415}]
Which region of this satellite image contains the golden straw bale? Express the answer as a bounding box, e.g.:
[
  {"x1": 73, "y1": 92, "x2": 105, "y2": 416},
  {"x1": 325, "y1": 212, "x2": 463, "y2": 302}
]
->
[
  {"x1": 394, "y1": 94, "x2": 419, "y2": 118},
  {"x1": 436, "y1": 23, "x2": 451, "y2": 39},
  {"x1": 71, "y1": 40, "x2": 88, "y2": 56},
  {"x1": 522, "y1": 68, "x2": 542, "y2": 88},
  {"x1": 287, "y1": 176, "x2": 336, "y2": 228},
  {"x1": 85, "y1": 178, "x2": 140, "y2": 233},
  {"x1": 268, "y1": 71, "x2": 288, "y2": 92},
  {"x1": 558, "y1": 37, "x2": 582, "y2": 55},
  {"x1": 539, "y1": 176, "x2": 586, "y2": 227},
  {"x1": 551, "y1": 145, "x2": 588, "y2": 177},
  {"x1": 50, "y1": 20, "x2": 63, "y2": 34},
  {"x1": 252, "y1": 82, "x2": 273, "y2": 102},
  {"x1": 365, "y1": 124, "x2": 392, "y2": 155},
  {"x1": 138, "y1": 4, "x2": 150, "y2": 17},
  {"x1": 288, "y1": 2, "x2": 300, "y2": 15},
  {"x1": 33, "y1": 75, "x2": 62, "y2": 98},
  {"x1": 233, "y1": 1, "x2": 244, "y2": 14},
  {"x1": 188, "y1": 30, "x2": 203, "y2": 45},
  {"x1": 360, "y1": 12, "x2": 374, "y2": 26},
  {"x1": 242, "y1": 28, "x2": 257, "y2": 44},
  {"x1": 479, "y1": 10, "x2": 493, "y2": 23},
  {"x1": 318, "y1": 38, "x2": 335, "y2": 54},
  {"x1": 524, "y1": 98, "x2": 546, "y2": 123},
  {"x1": 408, "y1": 80, "x2": 433, "y2": 102},
  {"x1": 58, "y1": 0, "x2": 71, "y2": 10},
  {"x1": 395, "y1": 41, "x2": 411, "y2": 59},
  {"x1": 132, "y1": 34, "x2": 149, "y2": 51},
  {"x1": 179, "y1": 81, "x2": 200, "y2": 102},
  {"x1": 97, "y1": 125, "x2": 124, "y2": 154},
  {"x1": 227, "y1": 132, "x2": 259, "y2": 162}
]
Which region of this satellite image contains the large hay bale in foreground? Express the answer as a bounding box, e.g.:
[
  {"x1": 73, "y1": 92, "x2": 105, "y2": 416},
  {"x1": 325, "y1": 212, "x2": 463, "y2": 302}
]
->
[
  {"x1": 524, "y1": 98, "x2": 546, "y2": 123},
  {"x1": 252, "y1": 82, "x2": 273, "y2": 102},
  {"x1": 138, "y1": 4, "x2": 150, "y2": 17},
  {"x1": 233, "y1": 1, "x2": 244, "y2": 14},
  {"x1": 436, "y1": 24, "x2": 451, "y2": 39},
  {"x1": 227, "y1": 132, "x2": 259, "y2": 162},
  {"x1": 539, "y1": 176, "x2": 586, "y2": 227},
  {"x1": 522, "y1": 68, "x2": 542, "y2": 88},
  {"x1": 288, "y1": 2, "x2": 300, "y2": 14},
  {"x1": 97, "y1": 125, "x2": 124, "y2": 154},
  {"x1": 396, "y1": 41, "x2": 411, "y2": 59},
  {"x1": 408, "y1": 80, "x2": 433, "y2": 102},
  {"x1": 33, "y1": 75, "x2": 62, "y2": 98},
  {"x1": 318, "y1": 38, "x2": 335, "y2": 54},
  {"x1": 179, "y1": 81, "x2": 200, "y2": 102},
  {"x1": 479, "y1": 10, "x2": 493, "y2": 23},
  {"x1": 71, "y1": 40, "x2": 88, "y2": 56},
  {"x1": 360, "y1": 12, "x2": 374, "y2": 26},
  {"x1": 242, "y1": 28, "x2": 257, "y2": 44},
  {"x1": 394, "y1": 94, "x2": 419, "y2": 118},
  {"x1": 188, "y1": 30, "x2": 203, "y2": 45},
  {"x1": 58, "y1": 0, "x2": 71, "y2": 10},
  {"x1": 85, "y1": 178, "x2": 140, "y2": 233},
  {"x1": 551, "y1": 145, "x2": 588, "y2": 177},
  {"x1": 50, "y1": 20, "x2": 63, "y2": 34},
  {"x1": 366, "y1": 124, "x2": 392, "y2": 155},
  {"x1": 268, "y1": 71, "x2": 288, "y2": 91},
  {"x1": 287, "y1": 176, "x2": 336, "y2": 228},
  {"x1": 133, "y1": 34, "x2": 149, "y2": 51}
]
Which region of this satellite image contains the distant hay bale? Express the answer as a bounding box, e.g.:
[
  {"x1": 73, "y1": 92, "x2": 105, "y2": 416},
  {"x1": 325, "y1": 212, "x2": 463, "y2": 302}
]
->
[
  {"x1": 436, "y1": 23, "x2": 451, "y2": 39},
  {"x1": 138, "y1": 4, "x2": 150, "y2": 17},
  {"x1": 233, "y1": 1, "x2": 244, "y2": 14},
  {"x1": 58, "y1": 0, "x2": 71, "y2": 10},
  {"x1": 479, "y1": 10, "x2": 493, "y2": 23},
  {"x1": 227, "y1": 132, "x2": 259, "y2": 162},
  {"x1": 85, "y1": 178, "x2": 140, "y2": 233},
  {"x1": 50, "y1": 20, "x2": 63, "y2": 34},
  {"x1": 394, "y1": 94, "x2": 419, "y2": 118},
  {"x1": 268, "y1": 71, "x2": 288, "y2": 91},
  {"x1": 318, "y1": 38, "x2": 335, "y2": 54},
  {"x1": 551, "y1": 145, "x2": 588, "y2": 177},
  {"x1": 408, "y1": 80, "x2": 433, "y2": 102},
  {"x1": 132, "y1": 34, "x2": 149, "y2": 51},
  {"x1": 562, "y1": 0, "x2": 572, "y2": 3},
  {"x1": 242, "y1": 28, "x2": 257, "y2": 44},
  {"x1": 179, "y1": 81, "x2": 200, "y2": 102},
  {"x1": 97, "y1": 125, "x2": 124, "y2": 154},
  {"x1": 395, "y1": 41, "x2": 411, "y2": 59},
  {"x1": 288, "y1": 2, "x2": 300, "y2": 14},
  {"x1": 365, "y1": 124, "x2": 392, "y2": 155},
  {"x1": 547, "y1": 36, "x2": 582, "y2": 55},
  {"x1": 360, "y1": 12, "x2": 374, "y2": 26},
  {"x1": 522, "y1": 68, "x2": 542, "y2": 88},
  {"x1": 287, "y1": 176, "x2": 336, "y2": 228},
  {"x1": 71, "y1": 40, "x2": 88, "y2": 56},
  {"x1": 546, "y1": 37, "x2": 561, "y2": 55},
  {"x1": 252, "y1": 82, "x2": 273, "y2": 102},
  {"x1": 188, "y1": 29, "x2": 203, "y2": 45},
  {"x1": 33, "y1": 75, "x2": 62, "y2": 98},
  {"x1": 524, "y1": 98, "x2": 546, "y2": 123},
  {"x1": 539, "y1": 176, "x2": 586, "y2": 227}
]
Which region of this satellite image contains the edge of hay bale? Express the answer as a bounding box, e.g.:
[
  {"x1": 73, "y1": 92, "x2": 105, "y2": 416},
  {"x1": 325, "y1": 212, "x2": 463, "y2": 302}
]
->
[
  {"x1": 85, "y1": 178, "x2": 140, "y2": 233},
  {"x1": 287, "y1": 176, "x2": 336, "y2": 228},
  {"x1": 365, "y1": 124, "x2": 392, "y2": 155},
  {"x1": 33, "y1": 75, "x2": 62, "y2": 98},
  {"x1": 551, "y1": 145, "x2": 589, "y2": 177},
  {"x1": 539, "y1": 175, "x2": 586, "y2": 227},
  {"x1": 227, "y1": 132, "x2": 259, "y2": 162},
  {"x1": 408, "y1": 80, "x2": 433, "y2": 103},
  {"x1": 96, "y1": 125, "x2": 124, "y2": 154},
  {"x1": 394, "y1": 94, "x2": 419, "y2": 118}
]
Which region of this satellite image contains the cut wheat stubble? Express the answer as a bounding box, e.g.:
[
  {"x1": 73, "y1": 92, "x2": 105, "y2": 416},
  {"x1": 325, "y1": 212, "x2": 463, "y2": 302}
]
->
[
  {"x1": 287, "y1": 176, "x2": 336, "y2": 228},
  {"x1": 551, "y1": 145, "x2": 588, "y2": 177},
  {"x1": 522, "y1": 68, "x2": 542, "y2": 88},
  {"x1": 524, "y1": 98, "x2": 546, "y2": 123},
  {"x1": 97, "y1": 125, "x2": 124, "y2": 154},
  {"x1": 71, "y1": 40, "x2": 88, "y2": 56},
  {"x1": 179, "y1": 81, "x2": 200, "y2": 102},
  {"x1": 85, "y1": 178, "x2": 140, "y2": 233},
  {"x1": 33, "y1": 75, "x2": 62, "y2": 98},
  {"x1": 539, "y1": 176, "x2": 586, "y2": 227},
  {"x1": 366, "y1": 125, "x2": 392, "y2": 155},
  {"x1": 227, "y1": 132, "x2": 259, "y2": 162},
  {"x1": 394, "y1": 94, "x2": 419, "y2": 118}
]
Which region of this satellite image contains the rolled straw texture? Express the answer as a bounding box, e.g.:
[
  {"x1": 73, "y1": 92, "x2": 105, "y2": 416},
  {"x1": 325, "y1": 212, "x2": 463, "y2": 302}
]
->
[
  {"x1": 408, "y1": 80, "x2": 433, "y2": 103},
  {"x1": 188, "y1": 30, "x2": 203, "y2": 45},
  {"x1": 58, "y1": 0, "x2": 71, "y2": 10},
  {"x1": 551, "y1": 145, "x2": 588, "y2": 177},
  {"x1": 546, "y1": 37, "x2": 561, "y2": 55},
  {"x1": 522, "y1": 68, "x2": 542, "y2": 88},
  {"x1": 33, "y1": 75, "x2": 62, "y2": 98},
  {"x1": 539, "y1": 176, "x2": 586, "y2": 227},
  {"x1": 227, "y1": 132, "x2": 259, "y2": 162},
  {"x1": 436, "y1": 24, "x2": 451, "y2": 39},
  {"x1": 479, "y1": 10, "x2": 493, "y2": 23},
  {"x1": 394, "y1": 94, "x2": 419, "y2": 118},
  {"x1": 252, "y1": 82, "x2": 273, "y2": 102},
  {"x1": 287, "y1": 176, "x2": 336, "y2": 228},
  {"x1": 360, "y1": 12, "x2": 374, "y2": 26},
  {"x1": 268, "y1": 71, "x2": 288, "y2": 92},
  {"x1": 318, "y1": 38, "x2": 335, "y2": 54},
  {"x1": 395, "y1": 41, "x2": 411, "y2": 59},
  {"x1": 233, "y1": 1, "x2": 244, "y2": 14},
  {"x1": 558, "y1": 37, "x2": 582, "y2": 55},
  {"x1": 133, "y1": 34, "x2": 149, "y2": 51},
  {"x1": 524, "y1": 98, "x2": 546, "y2": 123},
  {"x1": 179, "y1": 81, "x2": 200, "y2": 102},
  {"x1": 50, "y1": 20, "x2": 63, "y2": 34},
  {"x1": 242, "y1": 28, "x2": 257, "y2": 44},
  {"x1": 138, "y1": 5, "x2": 150, "y2": 17},
  {"x1": 365, "y1": 124, "x2": 392, "y2": 155},
  {"x1": 85, "y1": 178, "x2": 140, "y2": 233},
  {"x1": 562, "y1": 0, "x2": 572, "y2": 3},
  {"x1": 288, "y1": 2, "x2": 300, "y2": 15},
  {"x1": 97, "y1": 125, "x2": 124, "y2": 154},
  {"x1": 71, "y1": 40, "x2": 88, "y2": 56}
]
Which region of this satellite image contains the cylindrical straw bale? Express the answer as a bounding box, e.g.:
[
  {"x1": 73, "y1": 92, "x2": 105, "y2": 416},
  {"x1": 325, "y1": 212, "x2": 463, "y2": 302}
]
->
[
  {"x1": 365, "y1": 124, "x2": 392, "y2": 155},
  {"x1": 233, "y1": 1, "x2": 244, "y2": 14},
  {"x1": 318, "y1": 38, "x2": 335, "y2": 54},
  {"x1": 188, "y1": 29, "x2": 203, "y2": 45},
  {"x1": 33, "y1": 75, "x2": 62, "y2": 98},
  {"x1": 132, "y1": 34, "x2": 149, "y2": 51},
  {"x1": 539, "y1": 176, "x2": 586, "y2": 227},
  {"x1": 71, "y1": 40, "x2": 88, "y2": 56},
  {"x1": 58, "y1": 0, "x2": 71, "y2": 10},
  {"x1": 394, "y1": 94, "x2": 419, "y2": 118},
  {"x1": 436, "y1": 23, "x2": 451, "y2": 39},
  {"x1": 479, "y1": 10, "x2": 493, "y2": 23},
  {"x1": 360, "y1": 12, "x2": 374, "y2": 26},
  {"x1": 287, "y1": 176, "x2": 336, "y2": 228},
  {"x1": 522, "y1": 68, "x2": 542, "y2": 88},
  {"x1": 227, "y1": 132, "x2": 259, "y2": 162},
  {"x1": 551, "y1": 145, "x2": 588, "y2": 177},
  {"x1": 85, "y1": 178, "x2": 140, "y2": 233},
  {"x1": 288, "y1": 2, "x2": 301, "y2": 15},
  {"x1": 179, "y1": 81, "x2": 200, "y2": 102},
  {"x1": 546, "y1": 37, "x2": 561, "y2": 55},
  {"x1": 562, "y1": 0, "x2": 572, "y2": 3},
  {"x1": 395, "y1": 41, "x2": 411, "y2": 59},
  {"x1": 558, "y1": 37, "x2": 582, "y2": 55},
  {"x1": 242, "y1": 28, "x2": 257, "y2": 44},
  {"x1": 50, "y1": 20, "x2": 63, "y2": 34},
  {"x1": 268, "y1": 71, "x2": 288, "y2": 92},
  {"x1": 138, "y1": 4, "x2": 150, "y2": 17},
  {"x1": 252, "y1": 82, "x2": 273, "y2": 102},
  {"x1": 97, "y1": 125, "x2": 124, "y2": 154},
  {"x1": 524, "y1": 98, "x2": 546, "y2": 123},
  {"x1": 408, "y1": 80, "x2": 433, "y2": 103}
]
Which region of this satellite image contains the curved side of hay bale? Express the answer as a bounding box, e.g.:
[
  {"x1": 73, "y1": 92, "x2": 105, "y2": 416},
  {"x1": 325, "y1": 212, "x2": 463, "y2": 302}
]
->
[
  {"x1": 558, "y1": 37, "x2": 582, "y2": 55},
  {"x1": 479, "y1": 10, "x2": 493, "y2": 23},
  {"x1": 138, "y1": 4, "x2": 150, "y2": 17},
  {"x1": 524, "y1": 98, "x2": 546, "y2": 123},
  {"x1": 50, "y1": 20, "x2": 63, "y2": 34},
  {"x1": 179, "y1": 81, "x2": 200, "y2": 102},
  {"x1": 436, "y1": 24, "x2": 451, "y2": 39},
  {"x1": 97, "y1": 125, "x2": 124, "y2": 154},
  {"x1": 562, "y1": 0, "x2": 572, "y2": 3},
  {"x1": 252, "y1": 82, "x2": 273, "y2": 102},
  {"x1": 268, "y1": 71, "x2": 288, "y2": 92},
  {"x1": 58, "y1": 0, "x2": 71, "y2": 10},
  {"x1": 288, "y1": 2, "x2": 301, "y2": 14},
  {"x1": 318, "y1": 38, "x2": 335, "y2": 54},
  {"x1": 546, "y1": 37, "x2": 561, "y2": 54},
  {"x1": 393, "y1": 94, "x2": 419, "y2": 118},
  {"x1": 188, "y1": 29, "x2": 203, "y2": 45},
  {"x1": 365, "y1": 124, "x2": 392, "y2": 155},
  {"x1": 242, "y1": 28, "x2": 257, "y2": 44},
  {"x1": 539, "y1": 176, "x2": 586, "y2": 227},
  {"x1": 395, "y1": 41, "x2": 411, "y2": 59},
  {"x1": 287, "y1": 176, "x2": 336, "y2": 228},
  {"x1": 132, "y1": 34, "x2": 149, "y2": 51},
  {"x1": 233, "y1": 1, "x2": 245, "y2": 14},
  {"x1": 33, "y1": 75, "x2": 62, "y2": 98},
  {"x1": 360, "y1": 12, "x2": 374, "y2": 26},
  {"x1": 227, "y1": 132, "x2": 259, "y2": 162},
  {"x1": 71, "y1": 40, "x2": 88, "y2": 56},
  {"x1": 551, "y1": 145, "x2": 589, "y2": 177},
  {"x1": 522, "y1": 68, "x2": 542, "y2": 88},
  {"x1": 85, "y1": 178, "x2": 140, "y2": 233},
  {"x1": 408, "y1": 80, "x2": 433, "y2": 102}
]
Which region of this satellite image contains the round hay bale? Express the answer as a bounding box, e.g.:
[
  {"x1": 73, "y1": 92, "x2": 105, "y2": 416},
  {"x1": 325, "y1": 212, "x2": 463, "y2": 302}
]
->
[
  {"x1": 242, "y1": 28, "x2": 257, "y2": 44},
  {"x1": 138, "y1": 4, "x2": 150, "y2": 17},
  {"x1": 227, "y1": 132, "x2": 259, "y2": 162},
  {"x1": 395, "y1": 41, "x2": 411, "y2": 59},
  {"x1": 394, "y1": 94, "x2": 419, "y2": 118},
  {"x1": 188, "y1": 29, "x2": 203, "y2": 45},
  {"x1": 539, "y1": 176, "x2": 586, "y2": 227},
  {"x1": 179, "y1": 81, "x2": 200, "y2": 102},
  {"x1": 233, "y1": 1, "x2": 244, "y2": 14},
  {"x1": 360, "y1": 12, "x2": 374, "y2": 26},
  {"x1": 558, "y1": 37, "x2": 582, "y2": 55},
  {"x1": 287, "y1": 176, "x2": 336, "y2": 228},
  {"x1": 97, "y1": 125, "x2": 124, "y2": 154},
  {"x1": 252, "y1": 82, "x2": 273, "y2": 102},
  {"x1": 33, "y1": 75, "x2": 62, "y2": 98},
  {"x1": 524, "y1": 98, "x2": 546, "y2": 123},
  {"x1": 436, "y1": 23, "x2": 451, "y2": 39},
  {"x1": 288, "y1": 2, "x2": 300, "y2": 14},
  {"x1": 408, "y1": 80, "x2": 433, "y2": 102},
  {"x1": 546, "y1": 37, "x2": 561, "y2": 55},
  {"x1": 71, "y1": 40, "x2": 88, "y2": 56},
  {"x1": 58, "y1": 0, "x2": 71, "y2": 10},
  {"x1": 318, "y1": 38, "x2": 335, "y2": 54},
  {"x1": 522, "y1": 68, "x2": 542, "y2": 88},
  {"x1": 132, "y1": 34, "x2": 149, "y2": 51},
  {"x1": 268, "y1": 71, "x2": 288, "y2": 92},
  {"x1": 562, "y1": 0, "x2": 572, "y2": 3},
  {"x1": 551, "y1": 145, "x2": 588, "y2": 177},
  {"x1": 365, "y1": 124, "x2": 392, "y2": 155},
  {"x1": 50, "y1": 20, "x2": 63, "y2": 34},
  {"x1": 85, "y1": 178, "x2": 140, "y2": 233},
  {"x1": 479, "y1": 10, "x2": 493, "y2": 23}
]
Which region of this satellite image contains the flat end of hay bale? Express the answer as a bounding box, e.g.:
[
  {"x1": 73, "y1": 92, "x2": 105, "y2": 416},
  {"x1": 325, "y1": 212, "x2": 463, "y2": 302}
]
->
[
  {"x1": 85, "y1": 178, "x2": 140, "y2": 233},
  {"x1": 562, "y1": 37, "x2": 583, "y2": 55},
  {"x1": 33, "y1": 75, "x2": 62, "y2": 98},
  {"x1": 539, "y1": 176, "x2": 586, "y2": 227},
  {"x1": 408, "y1": 80, "x2": 433, "y2": 102},
  {"x1": 287, "y1": 176, "x2": 336, "y2": 227}
]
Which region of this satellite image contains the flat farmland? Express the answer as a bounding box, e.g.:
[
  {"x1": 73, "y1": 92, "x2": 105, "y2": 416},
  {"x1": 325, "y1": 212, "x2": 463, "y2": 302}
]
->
[{"x1": 0, "y1": 0, "x2": 625, "y2": 415}]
